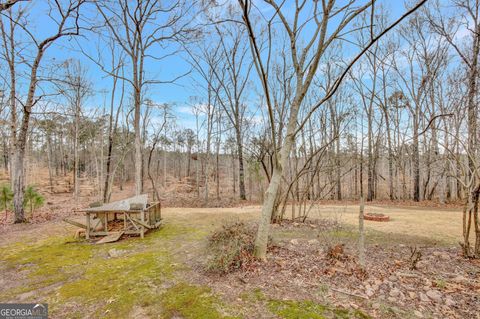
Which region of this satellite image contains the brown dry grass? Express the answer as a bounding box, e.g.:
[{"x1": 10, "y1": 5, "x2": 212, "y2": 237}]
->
[
  {"x1": 307, "y1": 204, "x2": 465, "y2": 245},
  {"x1": 164, "y1": 204, "x2": 466, "y2": 246}
]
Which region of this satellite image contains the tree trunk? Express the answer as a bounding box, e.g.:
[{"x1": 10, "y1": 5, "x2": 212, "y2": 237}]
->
[
  {"x1": 254, "y1": 98, "x2": 300, "y2": 260},
  {"x1": 413, "y1": 116, "x2": 420, "y2": 202},
  {"x1": 103, "y1": 134, "x2": 114, "y2": 203},
  {"x1": 358, "y1": 196, "x2": 365, "y2": 267},
  {"x1": 134, "y1": 87, "x2": 142, "y2": 196},
  {"x1": 12, "y1": 147, "x2": 25, "y2": 223},
  {"x1": 73, "y1": 101, "x2": 80, "y2": 200},
  {"x1": 236, "y1": 128, "x2": 246, "y2": 200},
  {"x1": 46, "y1": 134, "x2": 54, "y2": 193},
  {"x1": 335, "y1": 136, "x2": 342, "y2": 200},
  {"x1": 367, "y1": 117, "x2": 374, "y2": 201}
]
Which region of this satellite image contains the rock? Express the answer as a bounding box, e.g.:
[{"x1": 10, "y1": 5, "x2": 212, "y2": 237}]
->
[
  {"x1": 452, "y1": 275, "x2": 467, "y2": 283},
  {"x1": 108, "y1": 249, "x2": 125, "y2": 258},
  {"x1": 366, "y1": 288, "x2": 375, "y2": 298},
  {"x1": 388, "y1": 275, "x2": 398, "y2": 282},
  {"x1": 413, "y1": 310, "x2": 424, "y2": 318},
  {"x1": 387, "y1": 297, "x2": 396, "y2": 303},
  {"x1": 290, "y1": 239, "x2": 299, "y2": 245},
  {"x1": 426, "y1": 290, "x2": 442, "y2": 302},
  {"x1": 408, "y1": 291, "x2": 417, "y2": 299},
  {"x1": 445, "y1": 297, "x2": 456, "y2": 306},
  {"x1": 372, "y1": 303, "x2": 381, "y2": 310},
  {"x1": 390, "y1": 288, "x2": 401, "y2": 297},
  {"x1": 308, "y1": 239, "x2": 319, "y2": 245},
  {"x1": 419, "y1": 293, "x2": 430, "y2": 302}
]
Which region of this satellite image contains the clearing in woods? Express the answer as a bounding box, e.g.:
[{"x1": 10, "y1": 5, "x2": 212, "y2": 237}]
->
[{"x1": 0, "y1": 204, "x2": 478, "y2": 319}]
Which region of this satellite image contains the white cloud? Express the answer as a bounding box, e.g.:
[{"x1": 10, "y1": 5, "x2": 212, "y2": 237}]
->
[{"x1": 177, "y1": 105, "x2": 194, "y2": 115}]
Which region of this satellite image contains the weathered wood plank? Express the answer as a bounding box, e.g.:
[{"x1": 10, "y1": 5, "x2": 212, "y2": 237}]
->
[
  {"x1": 96, "y1": 231, "x2": 124, "y2": 244},
  {"x1": 82, "y1": 194, "x2": 148, "y2": 212},
  {"x1": 63, "y1": 218, "x2": 88, "y2": 229},
  {"x1": 130, "y1": 216, "x2": 153, "y2": 229}
]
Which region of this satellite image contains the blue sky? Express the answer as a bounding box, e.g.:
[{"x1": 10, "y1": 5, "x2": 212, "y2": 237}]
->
[{"x1": 6, "y1": 0, "x2": 439, "y2": 132}]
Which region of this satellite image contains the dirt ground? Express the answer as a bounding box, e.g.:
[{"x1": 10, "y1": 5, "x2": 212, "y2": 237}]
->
[{"x1": 0, "y1": 203, "x2": 479, "y2": 319}]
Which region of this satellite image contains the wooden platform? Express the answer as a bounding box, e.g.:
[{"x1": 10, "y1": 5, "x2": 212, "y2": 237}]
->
[{"x1": 66, "y1": 194, "x2": 162, "y2": 242}]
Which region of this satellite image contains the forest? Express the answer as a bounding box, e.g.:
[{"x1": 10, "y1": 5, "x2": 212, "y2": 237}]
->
[{"x1": 0, "y1": 0, "x2": 479, "y2": 318}]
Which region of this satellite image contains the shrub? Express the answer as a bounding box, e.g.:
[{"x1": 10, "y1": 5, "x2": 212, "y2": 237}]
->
[
  {"x1": 23, "y1": 186, "x2": 45, "y2": 218},
  {"x1": 206, "y1": 221, "x2": 257, "y2": 274},
  {"x1": 0, "y1": 184, "x2": 13, "y2": 221}
]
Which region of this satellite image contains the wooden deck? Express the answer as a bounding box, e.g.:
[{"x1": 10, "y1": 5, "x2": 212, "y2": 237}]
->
[{"x1": 65, "y1": 195, "x2": 162, "y2": 242}]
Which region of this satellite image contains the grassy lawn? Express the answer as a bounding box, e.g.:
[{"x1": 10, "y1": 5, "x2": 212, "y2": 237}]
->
[{"x1": 0, "y1": 205, "x2": 466, "y2": 318}]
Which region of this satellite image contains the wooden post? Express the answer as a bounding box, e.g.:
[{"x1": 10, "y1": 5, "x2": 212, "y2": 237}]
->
[
  {"x1": 86, "y1": 212, "x2": 90, "y2": 239},
  {"x1": 358, "y1": 196, "x2": 365, "y2": 268},
  {"x1": 140, "y1": 209, "x2": 145, "y2": 238},
  {"x1": 104, "y1": 213, "x2": 108, "y2": 233}
]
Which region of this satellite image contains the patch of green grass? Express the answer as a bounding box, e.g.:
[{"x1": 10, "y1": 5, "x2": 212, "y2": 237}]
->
[
  {"x1": 146, "y1": 223, "x2": 207, "y2": 242},
  {"x1": 57, "y1": 249, "x2": 174, "y2": 318},
  {"x1": 161, "y1": 283, "x2": 238, "y2": 319},
  {"x1": 239, "y1": 287, "x2": 370, "y2": 319},
  {"x1": 434, "y1": 278, "x2": 447, "y2": 289},
  {"x1": 328, "y1": 229, "x2": 358, "y2": 239},
  {"x1": 1, "y1": 237, "x2": 93, "y2": 297},
  {"x1": 240, "y1": 288, "x2": 266, "y2": 303},
  {"x1": 268, "y1": 299, "x2": 370, "y2": 319},
  {"x1": 0, "y1": 225, "x2": 187, "y2": 317}
]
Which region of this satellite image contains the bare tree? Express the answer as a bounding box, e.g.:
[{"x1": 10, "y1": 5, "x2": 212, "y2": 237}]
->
[
  {"x1": 428, "y1": 0, "x2": 480, "y2": 257},
  {"x1": 55, "y1": 59, "x2": 91, "y2": 200},
  {"x1": 103, "y1": 41, "x2": 126, "y2": 203},
  {"x1": 0, "y1": 0, "x2": 26, "y2": 12},
  {"x1": 95, "y1": 0, "x2": 195, "y2": 196},
  {"x1": 1, "y1": 0, "x2": 85, "y2": 223},
  {"x1": 238, "y1": 0, "x2": 428, "y2": 260}
]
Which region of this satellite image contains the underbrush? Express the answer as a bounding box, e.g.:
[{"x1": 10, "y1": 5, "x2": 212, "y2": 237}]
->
[{"x1": 206, "y1": 220, "x2": 258, "y2": 274}]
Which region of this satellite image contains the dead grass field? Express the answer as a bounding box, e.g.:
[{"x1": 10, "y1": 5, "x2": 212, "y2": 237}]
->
[
  {"x1": 0, "y1": 203, "x2": 476, "y2": 319},
  {"x1": 164, "y1": 204, "x2": 465, "y2": 246},
  {"x1": 307, "y1": 204, "x2": 465, "y2": 246}
]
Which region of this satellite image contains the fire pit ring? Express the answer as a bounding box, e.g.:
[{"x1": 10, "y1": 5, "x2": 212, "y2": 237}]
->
[{"x1": 364, "y1": 213, "x2": 390, "y2": 222}]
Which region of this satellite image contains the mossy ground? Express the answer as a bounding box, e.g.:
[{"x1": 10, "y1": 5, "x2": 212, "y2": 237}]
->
[
  {"x1": 161, "y1": 283, "x2": 239, "y2": 319},
  {"x1": 268, "y1": 299, "x2": 370, "y2": 319},
  {"x1": 239, "y1": 288, "x2": 370, "y2": 319},
  {"x1": 0, "y1": 213, "x2": 381, "y2": 318},
  {"x1": 1, "y1": 223, "x2": 195, "y2": 318}
]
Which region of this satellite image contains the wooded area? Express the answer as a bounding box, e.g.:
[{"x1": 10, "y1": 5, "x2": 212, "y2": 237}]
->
[
  {"x1": 2, "y1": 0, "x2": 477, "y2": 255},
  {"x1": 1, "y1": 1, "x2": 480, "y2": 318}
]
